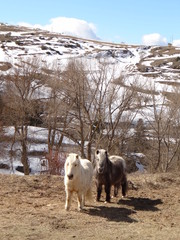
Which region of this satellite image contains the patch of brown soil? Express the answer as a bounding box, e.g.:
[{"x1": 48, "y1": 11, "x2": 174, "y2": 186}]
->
[
  {"x1": 0, "y1": 61, "x2": 12, "y2": 71},
  {"x1": 0, "y1": 172, "x2": 180, "y2": 240}
]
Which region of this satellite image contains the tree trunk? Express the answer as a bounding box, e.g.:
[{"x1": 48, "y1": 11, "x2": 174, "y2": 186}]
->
[
  {"x1": 87, "y1": 142, "x2": 92, "y2": 161},
  {"x1": 21, "y1": 140, "x2": 30, "y2": 175}
]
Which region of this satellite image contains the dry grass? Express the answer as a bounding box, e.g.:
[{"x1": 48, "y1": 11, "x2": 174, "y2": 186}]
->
[
  {"x1": 0, "y1": 62, "x2": 12, "y2": 71},
  {"x1": 0, "y1": 172, "x2": 180, "y2": 240},
  {"x1": 150, "y1": 45, "x2": 180, "y2": 57}
]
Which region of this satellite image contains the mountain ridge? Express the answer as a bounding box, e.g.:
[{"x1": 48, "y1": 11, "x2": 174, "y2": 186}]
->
[{"x1": 1, "y1": 22, "x2": 180, "y2": 95}]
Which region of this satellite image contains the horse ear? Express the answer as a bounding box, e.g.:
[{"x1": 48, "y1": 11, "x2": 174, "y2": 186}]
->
[{"x1": 76, "y1": 154, "x2": 79, "y2": 159}]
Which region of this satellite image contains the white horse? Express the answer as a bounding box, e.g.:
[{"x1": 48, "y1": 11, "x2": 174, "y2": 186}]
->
[{"x1": 64, "y1": 153, "x2": 93, "y2": 211}]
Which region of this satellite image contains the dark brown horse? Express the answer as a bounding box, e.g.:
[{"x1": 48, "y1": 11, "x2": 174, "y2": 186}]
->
[{"x1": 93, "y1": 149, "x2": 128, "y2": 202}]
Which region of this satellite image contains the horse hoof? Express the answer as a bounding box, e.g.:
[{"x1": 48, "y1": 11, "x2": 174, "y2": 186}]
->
[{"x1": 78, "y1": 207, "x2": 83, "y2": 211}]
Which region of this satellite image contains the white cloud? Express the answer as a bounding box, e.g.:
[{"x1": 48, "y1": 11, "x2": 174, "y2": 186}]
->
[
  {"x1": 18, "y1": 17, "x2": 99, "y2": 40},
  {"x1": 142, "y1": 33, "x2": 167, "y2": 46},
  {"x1": 172, "y1": 39, "x2": 180, "y2": 47}
]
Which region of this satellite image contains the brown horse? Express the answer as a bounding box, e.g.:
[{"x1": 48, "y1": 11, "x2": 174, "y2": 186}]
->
[{"x1": 93, "y1": 149, "x2": 128, "y2": 202}]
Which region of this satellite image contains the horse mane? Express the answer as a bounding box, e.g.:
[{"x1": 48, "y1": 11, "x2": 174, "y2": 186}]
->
[{"x1": 105, "y1": 151, "x2": 112, "y2": 169}]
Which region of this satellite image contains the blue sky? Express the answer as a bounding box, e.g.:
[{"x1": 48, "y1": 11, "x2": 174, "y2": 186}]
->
[{"x1": 1, "y1": 0, "x2": 180, "y2": 45}]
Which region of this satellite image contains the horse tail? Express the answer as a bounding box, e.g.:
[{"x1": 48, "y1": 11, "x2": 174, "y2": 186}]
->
[{"x1": 122, "y1": 174, "x2": 128, "y2": 197}]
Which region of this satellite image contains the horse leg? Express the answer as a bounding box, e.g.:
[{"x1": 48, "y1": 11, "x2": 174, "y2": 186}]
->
[
  {"x1": 82, "y1": 193, "x2": 85, "y2": 207},
  {"x1": 77, "y1": 191, "x2": 83, "y2": 211},
  {"x1": 105, "y1": 184, "x2": 111, "y2": 202},
  {"x1": 97, "y1": 184, "x2": 102, "y2": 201},
  {"x1": 122, "y1": 175, "x2": 128, "y2": 197},
  {"x1": 114, "y1": 183, "x2": 120, "y2": 197},
  {"x1": 65, "y1": 190, "x2": 73, "y2": 211}
]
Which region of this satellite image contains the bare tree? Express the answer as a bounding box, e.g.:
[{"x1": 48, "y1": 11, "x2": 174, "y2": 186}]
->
[
  {"x1": 142, "y1": 85, "x2": 180, "y2": 172},
  {"x1": 57, "y1": 59, "x2": 139, "y2": 160},
  {"x1": 2, "y1": 58, "x2": 45, "y2": 175},
  {"x1": 59, "y1": 59, "x2": 92, "y2": 158},
  {"x1": 132, "y1": 118, "x2": 149, "y2": 153},
  {"x1": 42, "y1": 61, "x2": 71, "y2": 174}
]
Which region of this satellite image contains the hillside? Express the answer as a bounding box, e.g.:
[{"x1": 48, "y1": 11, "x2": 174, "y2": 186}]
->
[
  {"x1": 1, "y1": 23, "x2": 180, "y2": 175},
  {"x1": 1, "y1": 22, "x2": 180, "y2": 84},
  {"x1": 1, "y1": 22, "x2": 180, "y2": 103},
  {"x1": 0, "y1": 172, "x2": 180, "y2": 240}
]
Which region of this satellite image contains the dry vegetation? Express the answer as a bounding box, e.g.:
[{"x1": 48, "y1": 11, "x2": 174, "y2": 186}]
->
[
  {"x1": 0, "y1": 172, "x2": 180, "y2": 240},
  {"x1": 136, "y1": 45, "x2": 180, "y2": 80},
  {"x1": 0, "y1": 62, "x2": 12, "y2": 71},
  {"x1": 0, "y1": 26, "x2": 180, "y2": 240},
  {"x1": 1, "y1": 56, "x2": 180, "y2": 174},
  {"x1": 150, "y1": 45, "x2": 180, "y2": 57}
]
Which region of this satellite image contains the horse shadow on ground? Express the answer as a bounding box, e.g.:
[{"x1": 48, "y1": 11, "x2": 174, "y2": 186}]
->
[
  {"x1": 83, "y1": 197, "x2": 162, "y2": 223},
  {"x1": 83, "y1": 205, "x2": 137, "y2": 223},
  {"x1": 118, "y1": 197, "x2": 163, "y2": 212}
]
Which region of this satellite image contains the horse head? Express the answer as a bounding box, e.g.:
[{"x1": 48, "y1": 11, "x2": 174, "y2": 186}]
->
[
  {"x1": 65, "y1": 153, "x2": 80, "y2": 180},
  {"x1": 95, "y1": 149, "x2": 109, "y2": 174}
]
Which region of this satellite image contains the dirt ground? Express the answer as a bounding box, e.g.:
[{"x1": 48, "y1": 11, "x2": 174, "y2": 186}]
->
[{"x1": 0, "y1": 172, "x2": 180, "y2": 240}]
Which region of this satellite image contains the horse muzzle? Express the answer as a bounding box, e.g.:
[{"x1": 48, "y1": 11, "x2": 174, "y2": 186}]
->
[
  {"x1": 98, "y1": 167, "x2": 104, "y2": 174},
  {"x1": 67, "y1": 174, "x2": 73, "y2": 180}
]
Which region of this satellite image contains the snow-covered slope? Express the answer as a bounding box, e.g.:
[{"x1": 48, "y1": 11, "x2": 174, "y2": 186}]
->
[
  {"x1": 1, "y1": 23, "x2": 180, "y2": 175},
  {"x1": 1, "y1": 23, "x2": 180, "y2": 93}
]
